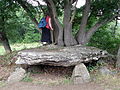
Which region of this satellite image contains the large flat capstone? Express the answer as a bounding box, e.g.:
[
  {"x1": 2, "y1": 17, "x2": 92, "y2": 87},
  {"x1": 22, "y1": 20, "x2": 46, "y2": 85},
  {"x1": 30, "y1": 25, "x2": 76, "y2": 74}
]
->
[{"x1": 15, "y1": 45, "x2": 109, "y2": 67}]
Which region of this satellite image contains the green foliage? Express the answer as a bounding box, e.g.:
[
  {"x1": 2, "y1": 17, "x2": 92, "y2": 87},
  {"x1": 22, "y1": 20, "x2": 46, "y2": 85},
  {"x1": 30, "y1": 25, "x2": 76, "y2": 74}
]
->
[
  {"x1": 87, "y1": 60, "x2": 107, "y2": 72},
  {"x1": 88, "y1": 23, "x2": 120, "y2": 54},
  {"x1": 0, "y1": 0, "x2": 41, "y2": 44},
  {"x1": 91, "y1": 0, "x2": 119, "y2": 19},
  {"x1": 22, "y1": 30, "x2": 40, "y2": 43}
]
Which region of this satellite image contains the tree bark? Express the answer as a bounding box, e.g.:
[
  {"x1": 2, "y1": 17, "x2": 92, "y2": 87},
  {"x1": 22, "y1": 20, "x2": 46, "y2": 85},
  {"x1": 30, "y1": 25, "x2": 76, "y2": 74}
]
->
[
  {"x1": 116, "y1": 46, "x2": 120, "y2": 68},
  {"x1": 46, "y1": 0, "x2": 64, "y2": 46},
  {"x1": 63, "y1": 0, "x2": 77, "y2": 46},
  {"x1": 0, "y1": 32, "x2": 12, "y2": 53},
  {"x1": 0, "y1": 15, "x2": 12, "y2": 53},
  {"x1": 76, "y1": 0, "x2": 91, "y2": 45}
]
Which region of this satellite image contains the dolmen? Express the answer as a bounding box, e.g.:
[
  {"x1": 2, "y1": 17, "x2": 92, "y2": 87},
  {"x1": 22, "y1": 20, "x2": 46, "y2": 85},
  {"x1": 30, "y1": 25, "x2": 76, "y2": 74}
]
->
[{"x1": 14, "y1": 45, "x2": 110, "y2": 84}]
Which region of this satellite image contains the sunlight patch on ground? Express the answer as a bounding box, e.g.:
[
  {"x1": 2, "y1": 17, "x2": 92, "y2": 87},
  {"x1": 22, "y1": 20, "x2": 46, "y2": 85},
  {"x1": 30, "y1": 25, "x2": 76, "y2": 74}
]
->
[{"x1": 0, "y1": 42, "x2": 41, "y2": 55}]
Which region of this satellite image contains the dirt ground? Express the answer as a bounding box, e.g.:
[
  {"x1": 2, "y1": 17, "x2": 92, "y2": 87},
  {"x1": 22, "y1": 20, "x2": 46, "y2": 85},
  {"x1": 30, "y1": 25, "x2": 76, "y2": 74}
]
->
[{"x1": 0, "y1": 82, "x2": 105, "y2": 90}]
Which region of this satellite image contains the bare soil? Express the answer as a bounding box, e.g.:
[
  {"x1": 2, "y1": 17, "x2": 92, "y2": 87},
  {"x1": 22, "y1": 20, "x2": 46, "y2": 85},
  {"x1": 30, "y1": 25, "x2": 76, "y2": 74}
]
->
[{"x1": 0, "y1": 82, "x2": 104, "y2": 90}]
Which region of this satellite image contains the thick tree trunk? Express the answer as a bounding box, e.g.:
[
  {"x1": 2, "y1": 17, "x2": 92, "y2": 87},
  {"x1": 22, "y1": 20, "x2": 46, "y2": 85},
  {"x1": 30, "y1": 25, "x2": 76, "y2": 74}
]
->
[
  {"x1": 46, "y1": 0, "x2": 78, "y2": 46},
  {"x1": 64, "y1": 23, "x2": 77, "y2": 46},
  {"x1": 63, "y1": 0, "x2": 77, "y2": 46},
  {"x1": 0, "y1": 15, "x2": 12, "y2": 53},
  {"x1": 76, "y1": 0, "x2": 91, "y2": 45},
  {"x1": 0, "y1": 32, "x2": 12, "y2": 53},
  {"x1": 46, "y1": 0, "x2": 64, "y2": 46}
]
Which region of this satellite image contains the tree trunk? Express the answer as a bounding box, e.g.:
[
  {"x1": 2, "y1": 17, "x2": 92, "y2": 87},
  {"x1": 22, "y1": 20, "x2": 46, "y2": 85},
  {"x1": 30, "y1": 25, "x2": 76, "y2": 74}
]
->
[
  {"x1": 63, "y1": 0, "x2": 77, "y2": 46},
  {"x1": 64, "y1": 23, "x2": 77, "y2": 46},
  {"x1": 0, "y1": 15, "x2": 12, "y2": 53},
  {"x1": 0, "y1": 32, "x2": 12, "y2": 53},
  {"x1": 116, "y1": 46, "x2": 120, "y2": 68},
  {"x1": 46, "y1": 0, "x2": 64, "y2": 46},
  {"x1": 76, "y1": 0, "x2": 91, "y2": 45}
]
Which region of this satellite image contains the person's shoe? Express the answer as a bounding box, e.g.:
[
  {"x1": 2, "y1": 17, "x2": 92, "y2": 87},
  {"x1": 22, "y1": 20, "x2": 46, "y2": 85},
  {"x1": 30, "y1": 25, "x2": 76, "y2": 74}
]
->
[{"x1": 42, "y1": 42, "x2": 47, "y2": 46}]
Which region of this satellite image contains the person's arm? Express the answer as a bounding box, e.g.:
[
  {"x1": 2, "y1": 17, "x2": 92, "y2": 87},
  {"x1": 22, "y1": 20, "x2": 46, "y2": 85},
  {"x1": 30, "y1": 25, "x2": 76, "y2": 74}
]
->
[{"x1": 48, "y1": 17, "x2": 53, "y2": 30}]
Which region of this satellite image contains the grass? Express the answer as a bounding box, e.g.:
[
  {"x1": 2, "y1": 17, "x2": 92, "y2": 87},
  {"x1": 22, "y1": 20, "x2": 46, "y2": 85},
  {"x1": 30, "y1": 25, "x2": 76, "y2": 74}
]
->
[
  {"x1": 22, "y1": 73, "x2": 33, "y2": 82},
  {"x1": 62, "y1": 78, "x2": 72, "y2": 84},
  {"x1": 0, "y1": 42, "x2": 41, "y2": 55},
  {"x1": 32, "y1": 77, "x2": 72, "y2": 85},
  {"x1": 0, "y1": 81, "x2": 6, "y2": 87},
  {"x1": 91, "y1": 71, "x2": 120, "y2": 90}
]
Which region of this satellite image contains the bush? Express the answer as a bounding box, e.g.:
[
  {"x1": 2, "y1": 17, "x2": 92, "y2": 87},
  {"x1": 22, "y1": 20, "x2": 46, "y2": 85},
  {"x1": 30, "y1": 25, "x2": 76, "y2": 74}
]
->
[
  {"x1": 22, "y1": 30, "x2": 40, "y2": 43},
  {"x1": 88, "y1": 25, "x2": 120, "y2": 54}
]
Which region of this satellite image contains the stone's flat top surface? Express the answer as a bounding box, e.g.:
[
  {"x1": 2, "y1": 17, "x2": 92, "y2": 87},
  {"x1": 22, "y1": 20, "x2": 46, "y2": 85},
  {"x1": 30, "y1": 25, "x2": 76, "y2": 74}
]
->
[{"x1": 15, "y1": 45, "x2": 109, "y2": 66}]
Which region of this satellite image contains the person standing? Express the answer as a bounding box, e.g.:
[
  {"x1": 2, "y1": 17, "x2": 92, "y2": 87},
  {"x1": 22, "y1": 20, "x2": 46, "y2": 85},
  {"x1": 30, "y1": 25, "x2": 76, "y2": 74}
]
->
[{"x1": 40, "y1": 14, "x2": 53, "y2": 45}]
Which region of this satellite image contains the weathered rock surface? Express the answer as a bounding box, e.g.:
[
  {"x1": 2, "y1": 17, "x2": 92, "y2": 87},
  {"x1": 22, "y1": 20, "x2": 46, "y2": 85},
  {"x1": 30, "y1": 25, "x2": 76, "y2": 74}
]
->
[
  {"x1": 7, "y1": 67, "x2": 26, "y2": 84},
  {"x1": 15, "y1": 45, "x2": 110, "y2": 67},
  {"x1": 99, "y1": 66, "x2": 112, "y2": 75},
  {"x1": 72, "y1": 63, "x2": 90, "y2": 84}
]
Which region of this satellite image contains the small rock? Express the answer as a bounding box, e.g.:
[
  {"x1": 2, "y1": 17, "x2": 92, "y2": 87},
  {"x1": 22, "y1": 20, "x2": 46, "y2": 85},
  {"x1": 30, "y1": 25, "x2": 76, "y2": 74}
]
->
[{"x1": 99, "y1": 66, "x2": 112, "y2": 75}]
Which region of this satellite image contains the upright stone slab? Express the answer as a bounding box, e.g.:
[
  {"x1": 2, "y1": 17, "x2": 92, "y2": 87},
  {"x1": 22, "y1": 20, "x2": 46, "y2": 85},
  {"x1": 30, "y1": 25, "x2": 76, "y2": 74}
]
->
[
  {"x1": 72, "y1": 63, "x2": 90, "y2": 84},
  {"x1": 7, "y1": 67, "x2": 26, "y2": 84}
]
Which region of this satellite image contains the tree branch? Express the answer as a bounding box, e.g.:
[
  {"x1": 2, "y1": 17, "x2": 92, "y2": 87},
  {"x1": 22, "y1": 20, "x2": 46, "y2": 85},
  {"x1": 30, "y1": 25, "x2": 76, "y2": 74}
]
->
[
  {"x1": 33, "y1": 0, "x2": 46, "y2": 15},
  {"x1": 86, "y1": 15, "x2": 117, "y2": 41},
  {"x1": 76, "y1": 0, "x2": 91, "y2": 43},
  {"x1": 79, "y1": 0, "x2": 91, "y2": 31},
  {"x1": 15, "y1": 0, "x2": 41, "y2": 32},
  {"x1": 70, "y1": 0, "x2": 78, "y2": 23},
  {"x1": 63, "y1": 0, "x2": 71, "y2": 25}
]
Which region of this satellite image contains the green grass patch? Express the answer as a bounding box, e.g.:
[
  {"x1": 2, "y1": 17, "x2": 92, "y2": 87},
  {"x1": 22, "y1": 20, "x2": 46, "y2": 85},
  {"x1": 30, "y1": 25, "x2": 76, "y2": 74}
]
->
[
  {"x1": 22, "y1": 73, "x2": 33, "y2": 82},
  {"x1": 0, "y1": 42, "x2": 41, "y2": 55},
  {"x1": 0, "y1": 81, "x2": 6, "y2": 87},
  {"x1": 62, "y1": 78, "x2": 72, "y2": 84},
  {"x1": 0, "y1": 46, "x2": 5, "y2": 55}
]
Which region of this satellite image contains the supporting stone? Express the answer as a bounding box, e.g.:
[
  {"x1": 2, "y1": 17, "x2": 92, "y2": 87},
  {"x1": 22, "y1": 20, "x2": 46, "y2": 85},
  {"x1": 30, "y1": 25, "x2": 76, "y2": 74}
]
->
[
  {"x1": 71, "y1": 63, "x2": 91, "y2": 84},
  {"x1": 7, "y1": 67, "x2": 26, "y2": 84}
]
